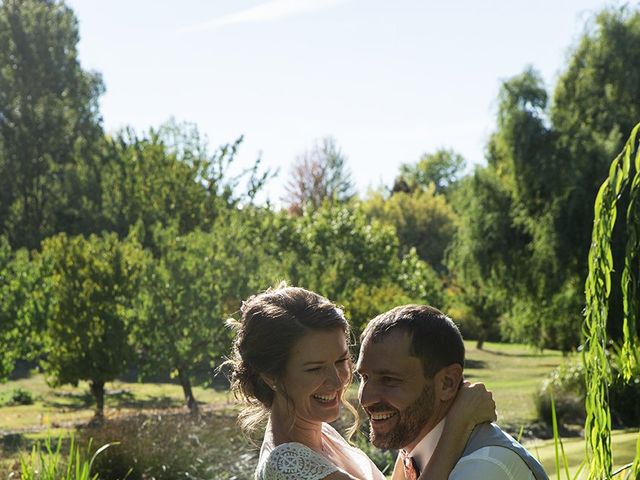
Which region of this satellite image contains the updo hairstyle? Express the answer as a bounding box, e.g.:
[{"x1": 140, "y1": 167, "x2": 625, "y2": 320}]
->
[{"x1": 226, "y1": 285, "x2": 352, "y2": 434}]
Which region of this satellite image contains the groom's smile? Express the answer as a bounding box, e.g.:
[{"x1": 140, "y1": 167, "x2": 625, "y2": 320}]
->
[{"x1": 366, "y1": 403, "x2": 399, "y2": 427}]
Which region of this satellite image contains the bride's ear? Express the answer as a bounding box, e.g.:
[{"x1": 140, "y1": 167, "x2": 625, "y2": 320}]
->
[
  {"x1": 434, "y1": 364, "x2": 463, "y2": 402},
  {"x1": 260, "y1": 373, "x2": 278, "y2": 391}
]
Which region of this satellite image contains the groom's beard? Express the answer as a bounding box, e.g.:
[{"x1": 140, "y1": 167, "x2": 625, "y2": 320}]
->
[{"x1": 368, "y1": 383, "x2": 435, "y2": 450}]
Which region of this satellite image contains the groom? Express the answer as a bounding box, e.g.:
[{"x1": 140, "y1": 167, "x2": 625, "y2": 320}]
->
[{"x1": 356, "y1": 304, "x2": 548, "y2": 480}]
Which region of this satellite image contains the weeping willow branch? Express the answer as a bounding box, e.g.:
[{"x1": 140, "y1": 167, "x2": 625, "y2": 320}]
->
[{"x1": 583, "y1": 122, "x2": 640, "y2": 480}]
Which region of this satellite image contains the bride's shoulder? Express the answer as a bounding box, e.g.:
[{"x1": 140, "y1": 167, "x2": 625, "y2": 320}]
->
[{"x1": 256, "y1": 441, "x2": 339, "y2": 480}]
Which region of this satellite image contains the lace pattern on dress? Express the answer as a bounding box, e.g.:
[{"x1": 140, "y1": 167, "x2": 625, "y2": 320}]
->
[{"x1": 259, "y1": 442, "x2": 339, "y2": 480}]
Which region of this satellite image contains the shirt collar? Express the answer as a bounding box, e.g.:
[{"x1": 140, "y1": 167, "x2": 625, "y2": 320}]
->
[{"x1": 403, "y1": 417, "x2": 446, "y2": 471}]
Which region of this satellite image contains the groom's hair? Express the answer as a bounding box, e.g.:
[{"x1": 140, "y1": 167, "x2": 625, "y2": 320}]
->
[{"x1": 360, "y1": 304, "x2": 464, "y2": 379}]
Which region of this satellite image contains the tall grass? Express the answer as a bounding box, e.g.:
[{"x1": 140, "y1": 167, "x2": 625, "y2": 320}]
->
[
  {"x1": 16, "y1": 434, "x2": 117, "y2": 480},
  {"x1": 584, "y1": 122, "x2": 640, "y2": 479}
]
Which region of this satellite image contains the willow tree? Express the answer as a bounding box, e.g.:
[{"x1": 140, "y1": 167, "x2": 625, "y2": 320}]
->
[{"x1": 583, "y1": 122, "x2": 640, "y2": 479}]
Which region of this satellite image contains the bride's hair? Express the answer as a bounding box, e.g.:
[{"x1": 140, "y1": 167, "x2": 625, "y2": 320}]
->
[{"x1": 224, "y1": 283, "x2": 359, "y2": 438}]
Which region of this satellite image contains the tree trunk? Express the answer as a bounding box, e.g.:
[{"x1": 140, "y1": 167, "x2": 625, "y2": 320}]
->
[
  {"x1": 177, "y1": 367, "x2": 198, "y2": 414},
  {"x1": 90, "y1": 380, "x2": 105, "y2": 420},
  {"x1": 476, "y1": 335, "x2": 485, "y2": 350}
]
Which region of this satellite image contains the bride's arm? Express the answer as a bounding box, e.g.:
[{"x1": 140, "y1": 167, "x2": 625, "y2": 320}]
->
[{"x1": 416, "y1": 382, "x2": 496, "y2": 480}]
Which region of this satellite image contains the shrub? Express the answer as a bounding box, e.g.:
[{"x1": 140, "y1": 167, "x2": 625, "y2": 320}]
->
[
  {"x1": 536, "y1": 360, "x2": 586, "y2": 426},
  {"x1": 8, "y1": 387, "x2": 34, "y2": 406},
  {"x1": 77, "y1": 409, "x2": 255, "y2": 480},
  {"x1": 536, "y1": 354, "x2": 640, "y2": 428}
]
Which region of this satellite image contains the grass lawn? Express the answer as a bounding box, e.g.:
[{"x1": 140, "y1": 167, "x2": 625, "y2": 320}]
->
[
  {"x1": 0, "y1": 374, "x2": 234, "y2": 432},
  {"x1": 528, "y1": 429, "x2": 639, "y2": 479},
  {"x1": 462, "y1": 340, "x2": 566, "y2": 428}
]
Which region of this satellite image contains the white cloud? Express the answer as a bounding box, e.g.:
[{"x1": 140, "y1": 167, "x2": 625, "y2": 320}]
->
[{"x1": 186, "y1": 0, "x2": 347, "y2": 32}]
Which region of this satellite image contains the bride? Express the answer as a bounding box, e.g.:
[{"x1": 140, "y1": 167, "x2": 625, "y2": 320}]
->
[{"x1": 225, "y1": 286, "x2": 495, "y2": 480}]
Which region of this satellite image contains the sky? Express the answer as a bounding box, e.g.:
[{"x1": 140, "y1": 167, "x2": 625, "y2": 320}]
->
[{"x1": 65, "y1": 0, "x2": 626, "y2": 204}]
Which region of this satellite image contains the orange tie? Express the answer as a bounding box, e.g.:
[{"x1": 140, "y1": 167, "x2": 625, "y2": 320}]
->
[{"x1": 401, "y1": 451, "x2": 419, "y2": 480}]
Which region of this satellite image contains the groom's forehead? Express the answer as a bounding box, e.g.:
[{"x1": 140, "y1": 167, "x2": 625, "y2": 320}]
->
[{"x1": 357, "y1": 333, "x2": 421, "y2": 369}]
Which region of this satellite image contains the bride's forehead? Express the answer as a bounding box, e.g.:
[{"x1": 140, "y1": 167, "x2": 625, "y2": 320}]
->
[{"x1": 289, "y1": 329, "x2": 348, "y2": 356}]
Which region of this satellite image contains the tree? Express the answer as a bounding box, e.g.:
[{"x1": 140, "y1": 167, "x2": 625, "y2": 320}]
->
[
  {"x1": 131, "y1": 209, "x2": 279, "y2": 413},
  {"x1": 397, "y1": 149, "x2": 466, "y2": 196},
  {"x1": 362, "y1": 186, "x2": 457, "y2": 273},
  {"x1": 284, "y1": 136, "x2": 355, "y2": 214},
  {"x1": 449, "y1": 6, "x2": 640, "y2": 349},
  {"x1": 100, "y1": 122, "x2": 273, "y2": 248},
  {"x1": 551, "y1": 7, "x2": 640, "y2": 341},
  {"x1": 0, "y1": 237, "x2": 51, "y2": 380},
  {"x1": 273, "y1": 203, "x2": 442, "y2": 335},
  {"x1": 446, "y1": 166, "x2": 533, "y2": 345},
  {"x1": 0, "y1": 0, "x2": 104, "y2": 249},
  {"x1": 581, "y1": 122, "x2": 640, "y2": 479},
  {"x1": 0, "y1": 236, "x2": 21, "y2": 380},
  {"x1": 38, "y1": 233, "x2": 146, "y2": 418}
]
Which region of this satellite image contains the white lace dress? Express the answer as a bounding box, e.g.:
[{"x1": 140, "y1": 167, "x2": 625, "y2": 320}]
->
[{"x1": 255, "y1": 422, "x2": 386, "y2": 480}]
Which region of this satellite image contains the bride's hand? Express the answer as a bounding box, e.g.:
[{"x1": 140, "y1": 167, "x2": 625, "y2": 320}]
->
[{"x1": 448, "y1": 381, "x2": 496, "y2": 432}]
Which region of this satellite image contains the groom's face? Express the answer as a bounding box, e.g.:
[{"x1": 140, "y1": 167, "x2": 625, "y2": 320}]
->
[{"x1": 356, "y1": 330, "x2": 436, "y2": 450}]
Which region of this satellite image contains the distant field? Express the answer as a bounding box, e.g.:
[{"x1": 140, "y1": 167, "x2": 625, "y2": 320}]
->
[
  {"x1": 1, "y1": 341, "x2": 637, "y2": 479},
  {"x1": 462, "y1": 340, "x2": 566, "y2": 428},
  {"x1": 0, "y1": 374, "x2": 234, "y2": 432}
]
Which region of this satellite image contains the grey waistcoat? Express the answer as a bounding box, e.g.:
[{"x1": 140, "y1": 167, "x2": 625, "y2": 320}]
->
[{"x1": 460, "y1": 423, "x2": 549, "y2": 480}]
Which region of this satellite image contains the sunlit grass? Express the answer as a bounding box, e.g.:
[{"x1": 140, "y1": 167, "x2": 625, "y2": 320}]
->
[
  {"x1": 0, "y1": 375, "x2": 234, "y2": 432},
  {"x1": 463, "y1": 340, "x2": 566, "y2": 426},
  {"x1": 528, "y1": 430, "x2": 638, "y2": 480}
]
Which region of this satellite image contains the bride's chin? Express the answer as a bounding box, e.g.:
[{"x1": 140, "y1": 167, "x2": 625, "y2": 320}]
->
[{"x1": 322, "y1": 406, "x2": 341, "y2": 423}]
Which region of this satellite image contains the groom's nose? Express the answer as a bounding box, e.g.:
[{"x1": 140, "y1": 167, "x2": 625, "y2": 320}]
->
[{"x1": 358, "y1": 379, "x2": 378, "y2": 407}]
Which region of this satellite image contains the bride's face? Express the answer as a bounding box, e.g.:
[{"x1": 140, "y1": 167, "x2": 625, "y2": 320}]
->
[{"x1": 277, "y1": 328, "x2": 351, "y2": 424}]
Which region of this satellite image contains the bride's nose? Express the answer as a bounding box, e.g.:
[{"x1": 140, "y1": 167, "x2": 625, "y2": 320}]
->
[{"x1": 325, "y1": 365, "x2": 343, "y2": 388}]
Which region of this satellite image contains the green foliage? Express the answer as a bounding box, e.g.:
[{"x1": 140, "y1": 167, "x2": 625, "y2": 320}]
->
[
  {"x1": 449, "y1": 9, "x2": 640, "y2": 349},
  {"x1": 583, "y1": 122, "x2": 640, "y2": 479},
  {"x1": 0, "y1": 236, "x2": 48, "y2": 381},
  {"x1": 0, "y1": 0, "x2": 104, "y2": 250},
  {"x1": 444, "y1": 281, "x2": 502, "y2": 347},
  {"x1": 131, "y1": 210, "x2": 278, "y2": 409},
  {"x1": 8, "y1": 387, "x2": 34, "y2": 406},
  {"x1": 38, "y1": 233, "x2": 147, "y2": 415},
  {"x1": 446, "y1": 167, "x2": 531, "y2": 345},
  {"x1": 343, "y1": 283, "x2": 414, "y2": 338},
  {"x1": 536, "y1": 360, "x2": 585, "y2": 427},
  {"x1": 277, "y1": 203, "x2": 399, "y2": 300},
  {"x1": 274, "y1": 203, "x2": 442, "y2": 335},
  {"x1": 362, "y1": 186, "x2": 457, "y2": 272},
  {"x1": 0, "y1": 386, "x2": 35, "y2": 406},
  {"x1": 536, "y1": 354, "x2": 640, "y2": 431},
  {"x1": 19, "y1": 433, "x2": 115, "y2": 480},
  {"x1": 551, "y1": 7, "x2": 640, "y2": 344},
  {"x1": 0, "y1": 236, "x2": 20, "y2": 380},
  {"x1": 350, "y1": 433, "x2": 395, "y2": 475},
  {"x1": 397, "y1": 148, "x2": 466, "y2": 196},
  {"x1": 100, "y1": 122, "x2": 272, "y2": 248}
]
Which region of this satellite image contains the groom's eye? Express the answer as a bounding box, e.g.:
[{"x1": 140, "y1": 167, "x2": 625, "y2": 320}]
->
[{"x1": 382, "y1": 376, "x2": 400, "y2": 385}]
